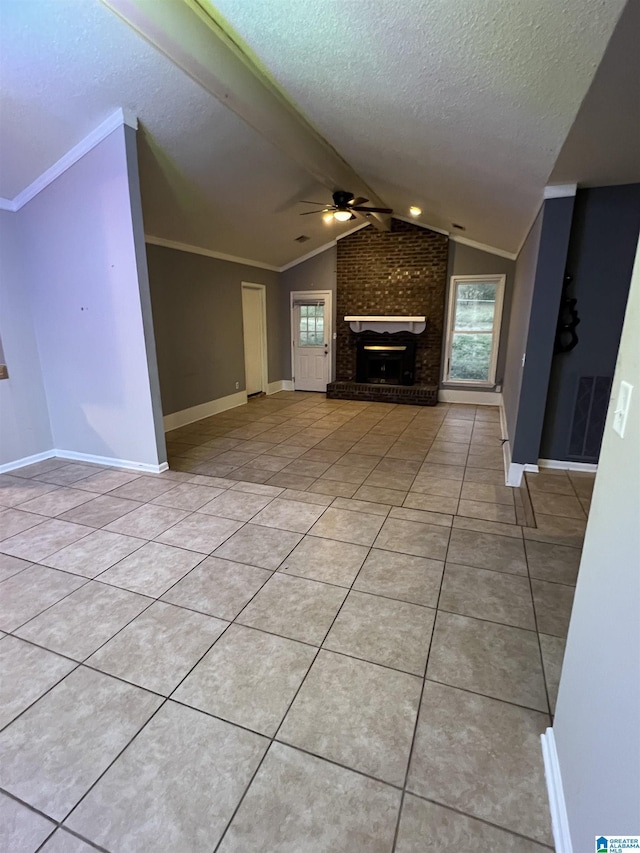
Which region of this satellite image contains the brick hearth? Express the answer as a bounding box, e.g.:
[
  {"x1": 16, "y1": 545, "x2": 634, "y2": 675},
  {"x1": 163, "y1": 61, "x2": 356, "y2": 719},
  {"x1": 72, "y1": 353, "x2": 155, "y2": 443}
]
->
[{"x1": 326, "y1": 380, "x2": 438, "y2": 405}]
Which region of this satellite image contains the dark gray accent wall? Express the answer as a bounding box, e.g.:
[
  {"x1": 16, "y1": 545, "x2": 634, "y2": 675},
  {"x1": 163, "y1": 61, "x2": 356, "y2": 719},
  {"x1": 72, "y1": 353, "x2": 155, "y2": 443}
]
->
[
  {"x1": 445, "y1": 242, "x2": 516, "y2": 390},
  {"x1": 502, "y1": 209, "x2": 543, "y2": 445},
  {"x1": 541, "y1": 184, "x2": 640, "y2": 461},
  {"x1": 511, "y1": 196, "x2": 575, "y2": 463},
  {"x1": 279, "y1": 245, "x2": 337, "y2": 381},
  {"x1": 147, "y1": 244, "x2": 281, "y2": 415}
]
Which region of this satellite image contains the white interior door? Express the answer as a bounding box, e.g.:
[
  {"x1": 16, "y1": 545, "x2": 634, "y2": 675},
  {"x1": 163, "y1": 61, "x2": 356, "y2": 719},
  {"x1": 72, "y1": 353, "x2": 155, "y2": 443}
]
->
[
  {"x1": 242, "y1": 284, "x2": 266, "y2": 396},
  {"x1": 292, "y1": 298, "x2": 331, "y2": 392}
]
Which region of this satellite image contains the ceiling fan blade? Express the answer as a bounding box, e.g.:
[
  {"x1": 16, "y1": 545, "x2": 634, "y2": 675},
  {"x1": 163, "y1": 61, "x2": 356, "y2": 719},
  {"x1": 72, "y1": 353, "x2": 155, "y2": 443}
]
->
[
  {"x1": 349, "y1": 197, "x2": 368, "y2": 206},
  {"x1": 300, "y1": 209, "x2": 331, "y2": 215},
  {"x1": 352, "y1": 206, "x2": 393, "y2": 214},
  {"x1": 299, "y1": 200, "x2": 331, "y2": 205}
]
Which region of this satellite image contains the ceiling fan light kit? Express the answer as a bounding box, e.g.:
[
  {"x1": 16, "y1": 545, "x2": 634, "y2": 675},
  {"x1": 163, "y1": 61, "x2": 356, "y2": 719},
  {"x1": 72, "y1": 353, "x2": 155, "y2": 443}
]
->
[{"x1": 300, "y1": 190, "x2": 393, "y2": 223}]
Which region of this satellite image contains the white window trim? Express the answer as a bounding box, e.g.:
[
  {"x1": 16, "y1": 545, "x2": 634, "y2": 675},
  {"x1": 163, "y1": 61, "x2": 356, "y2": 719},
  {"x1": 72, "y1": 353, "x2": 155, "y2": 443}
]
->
[{"x1": 443, "y1": 274, "x2": 506, "y2": 386}]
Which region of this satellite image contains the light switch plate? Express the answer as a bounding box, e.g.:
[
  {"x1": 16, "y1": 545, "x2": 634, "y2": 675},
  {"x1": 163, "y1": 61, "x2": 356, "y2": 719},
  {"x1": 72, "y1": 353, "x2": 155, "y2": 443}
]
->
[{"x1": 612, "y1": 380, "x2": 633, "y2": 438}]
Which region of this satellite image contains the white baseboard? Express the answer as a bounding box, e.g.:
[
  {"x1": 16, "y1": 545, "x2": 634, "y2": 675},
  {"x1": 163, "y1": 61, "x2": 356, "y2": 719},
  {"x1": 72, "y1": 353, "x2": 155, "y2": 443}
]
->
[
  {"x1": 498, "y1": 400, "x2": 542, "y2": 486},
  {"x1": 0, "y1": 450, "x2": 56, "y2": 474},
  {"x1": 498, "y1": 400, "x2": 513, "y2": 486},
  {"x1": 163, "y1": 391, "x2": 247, "y2": 431},
  {"x1": 538, "y1": 458, "x2": 598, "y2": 473},
  {"x1": 541, "y1": 728, "x2": 573, "y2": 853},
  {"x1": 1, "y1": 448, "x2": 168, "y2": 475},
  {"x1": 438, "y1": 389, "x2": 502, "y2": 405},
  {"x1": 506, "y1": 461, "x2": 540, "y2": 486},
  {"x1": 54, "y1": 449, "x2": 168, "y2": 474},
  {"x1": 267, "y1": 380, "x2": 294, "y2": 394},
  {"x1": 506, "y1": 462, "x2": 523, "y2": 487}
]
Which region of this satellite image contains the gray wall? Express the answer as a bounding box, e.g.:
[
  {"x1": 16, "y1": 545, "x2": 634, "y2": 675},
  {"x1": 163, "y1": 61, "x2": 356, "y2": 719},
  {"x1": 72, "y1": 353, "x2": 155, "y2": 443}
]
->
[
  {"x1": 124, "y1": 126, "x2": 167, "y2": 465},
  {"x1": 512, "y1": 196, "x2": 575, "y2": 463},
  {"x1": 279, "y1": 245, "x2": 337, "y2": 381},
  {"x1": 19, "y1": 125, "x2": 164, "y2": 467},
  {"x1": 147, "y1": 245, "x2": 282, "y2": 415},
  {"x1": 445, "y1": 241, "x2": 516, "y2": 390},
  {"x1": 553, "y1": 235, "x2": 640, "y2": 849},
  {"x1": 541, "y1": 184, "x2": 640, "y2": 461},
  {"x1": 502, "y1": 209, "x2": 543, "y2": 444},
  {"x1": 0, "y1": 210, "x2": 52, "y2": 465}
]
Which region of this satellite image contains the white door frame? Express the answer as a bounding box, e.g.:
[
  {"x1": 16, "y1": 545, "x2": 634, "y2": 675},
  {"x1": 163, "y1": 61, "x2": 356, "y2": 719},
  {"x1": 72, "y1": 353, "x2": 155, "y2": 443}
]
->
[
  {"x1": 241, "y1": 282, "x2": 268, "y2": 395},
  {"x1": 290, "y1": 290, "x2": 333, "y2": 390}
]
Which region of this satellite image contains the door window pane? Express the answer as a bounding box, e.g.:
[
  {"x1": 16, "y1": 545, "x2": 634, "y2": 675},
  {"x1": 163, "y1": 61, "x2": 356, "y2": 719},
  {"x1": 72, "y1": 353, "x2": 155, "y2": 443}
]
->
[{"x1": 298, "y1": 304, "x2": 325, "y2": 347}]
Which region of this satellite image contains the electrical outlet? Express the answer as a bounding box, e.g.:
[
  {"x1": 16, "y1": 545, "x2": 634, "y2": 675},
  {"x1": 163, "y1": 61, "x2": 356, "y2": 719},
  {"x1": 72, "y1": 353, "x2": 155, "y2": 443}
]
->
[
  {"x1": 612, "y1": 380, "x2": 633, "y2": 438},
  {"x1": 235, "y1": 381, "x2": 240, "y2": 390}
]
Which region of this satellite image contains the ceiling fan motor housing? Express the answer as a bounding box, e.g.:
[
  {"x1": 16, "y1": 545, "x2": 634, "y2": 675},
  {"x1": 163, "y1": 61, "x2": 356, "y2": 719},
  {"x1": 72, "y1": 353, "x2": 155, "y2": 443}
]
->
[{"x1": 333, "y1": 190, "x2": 355, "y2": 207}]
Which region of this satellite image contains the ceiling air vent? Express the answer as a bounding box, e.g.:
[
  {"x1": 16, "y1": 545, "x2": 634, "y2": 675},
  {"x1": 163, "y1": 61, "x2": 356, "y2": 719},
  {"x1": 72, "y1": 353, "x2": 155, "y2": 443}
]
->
[{"x1": 295, "y1": 235, "x2": 310, "y2": 243}]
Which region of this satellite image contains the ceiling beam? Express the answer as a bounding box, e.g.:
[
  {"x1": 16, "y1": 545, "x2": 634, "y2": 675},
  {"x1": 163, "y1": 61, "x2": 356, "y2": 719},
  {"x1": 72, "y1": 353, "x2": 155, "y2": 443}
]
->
[{"x1": 100, "y1": 0, "x2": 391, "y2": 230}]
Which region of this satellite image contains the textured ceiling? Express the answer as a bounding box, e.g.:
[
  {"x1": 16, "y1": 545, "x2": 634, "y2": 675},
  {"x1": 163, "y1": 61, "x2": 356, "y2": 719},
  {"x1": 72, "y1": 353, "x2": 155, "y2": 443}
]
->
[
  {"x1": 549, "y1": 0, "x2": 640, "y2": 187},
  {"x1": 0, "y1": 0, "x2": 359, "y2": 266},
  {"x1": 0, "y1": 0, "x2": 630, "y2": 265},
  {"x1": 210, "y1": 0, "x2": 628, "y2": 252}
]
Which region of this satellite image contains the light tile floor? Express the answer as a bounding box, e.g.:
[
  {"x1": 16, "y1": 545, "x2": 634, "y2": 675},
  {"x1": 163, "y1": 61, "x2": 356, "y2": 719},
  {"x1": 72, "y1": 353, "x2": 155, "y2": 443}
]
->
[{"x1": 0, "y1": 392, "x2": 593, "y2": 851}]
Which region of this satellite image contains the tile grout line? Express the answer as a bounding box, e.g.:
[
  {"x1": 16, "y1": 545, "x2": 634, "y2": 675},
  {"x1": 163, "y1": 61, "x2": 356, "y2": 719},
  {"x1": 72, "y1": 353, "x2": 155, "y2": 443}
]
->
[
  {"x1": 391, "y1": 476, "x2": 452, "y2": 852},
  {"x1": 405, "y1": 789, "x2": 556, "y2": 850},
  {"x1": 1, "y1": 397, "x2": 580, "y2": 850},
  {"x1": 211, "y1": 511, "x2": 384, "y2": 853}
]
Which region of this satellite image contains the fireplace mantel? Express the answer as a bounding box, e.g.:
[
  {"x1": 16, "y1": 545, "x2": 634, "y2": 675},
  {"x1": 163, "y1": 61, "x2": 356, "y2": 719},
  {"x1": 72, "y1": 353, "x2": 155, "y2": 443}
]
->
[{"x1": 345, "y1": 315, "x2": 426, "y2": 334}]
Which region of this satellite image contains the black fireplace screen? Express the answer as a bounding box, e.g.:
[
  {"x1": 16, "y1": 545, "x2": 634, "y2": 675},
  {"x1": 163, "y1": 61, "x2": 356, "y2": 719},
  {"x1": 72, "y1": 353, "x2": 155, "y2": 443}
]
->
[{"x1": 355, "y1": 335, "x2": 416, "y2": 385}]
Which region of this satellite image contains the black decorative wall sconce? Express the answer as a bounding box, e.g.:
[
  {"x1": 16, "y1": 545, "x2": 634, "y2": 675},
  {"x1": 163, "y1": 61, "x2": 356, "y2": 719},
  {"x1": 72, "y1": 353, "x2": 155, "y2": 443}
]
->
[{"x1": 555, "y1": 274, "x2": 580, "y2": 353}]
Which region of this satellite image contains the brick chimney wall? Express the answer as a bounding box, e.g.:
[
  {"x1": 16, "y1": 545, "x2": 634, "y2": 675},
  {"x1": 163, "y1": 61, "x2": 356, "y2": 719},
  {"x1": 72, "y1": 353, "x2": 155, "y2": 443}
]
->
[{"x1": 336, "y1": 219, "x2": 449, "y2": 386}]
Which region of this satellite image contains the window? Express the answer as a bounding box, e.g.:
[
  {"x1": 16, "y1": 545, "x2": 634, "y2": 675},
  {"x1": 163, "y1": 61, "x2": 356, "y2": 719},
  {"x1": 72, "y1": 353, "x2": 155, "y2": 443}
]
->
[
  {"x1": 444, "y1": 275, "x2": 505, "y2": 385},
  {"x1": 298, "y1": 303, "x2": 325, "y2": 347}
]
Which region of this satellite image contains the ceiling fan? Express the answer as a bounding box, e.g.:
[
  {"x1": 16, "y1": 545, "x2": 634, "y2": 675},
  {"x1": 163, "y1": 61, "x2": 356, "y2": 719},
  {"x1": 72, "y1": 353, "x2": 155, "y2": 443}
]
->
[{"x1": 299, "y1": 190, "x2": 392, "y2": 222}]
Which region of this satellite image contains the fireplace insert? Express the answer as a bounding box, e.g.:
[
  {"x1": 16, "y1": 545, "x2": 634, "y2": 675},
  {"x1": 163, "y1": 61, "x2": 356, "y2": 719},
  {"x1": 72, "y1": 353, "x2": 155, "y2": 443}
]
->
[{"x1": 355, "y1": 333, "x2": 416, "y2": 385}]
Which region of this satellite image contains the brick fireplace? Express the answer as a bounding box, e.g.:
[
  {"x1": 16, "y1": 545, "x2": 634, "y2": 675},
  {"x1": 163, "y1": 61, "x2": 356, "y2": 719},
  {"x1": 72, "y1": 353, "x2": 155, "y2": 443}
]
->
[{"x1": 327, "y1": 218, "x2": 449, "y2": 405}]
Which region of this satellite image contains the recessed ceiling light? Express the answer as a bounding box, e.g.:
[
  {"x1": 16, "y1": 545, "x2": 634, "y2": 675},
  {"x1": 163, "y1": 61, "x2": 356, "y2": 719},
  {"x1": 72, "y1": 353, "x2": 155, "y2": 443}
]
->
[{"x1": 409, "y1": 206, "x2": 422, "y2": 217}]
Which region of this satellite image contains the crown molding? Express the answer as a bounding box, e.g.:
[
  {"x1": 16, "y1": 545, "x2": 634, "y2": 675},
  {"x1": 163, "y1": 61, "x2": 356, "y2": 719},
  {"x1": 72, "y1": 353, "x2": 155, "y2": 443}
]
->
[
  {"x1": 279, "y1": 221, "x2": 371, "y2": 272},
  {"x1": 450, "y1": 234, "x2": 517, "y2": 260},
  {"x1": 279, "y1": 240, "x2": 337, "y2": 272},
  {"x1": 144, "y1": 235, "x2": 280, "y2": 272},
  {"x1": 514, "y1": 184, "x2": 577, "y2": 257},
  {"x1": 543, "y1": 183, "x2": 577, "y2": 200},
  {"x1": 393, "y1": 214, "x2": 516, "y2": 260},
  {"x1": 393, "y1": 214, "x2": 450, "y2": 237},
  {"x1": 3, "y1": 109, "x2": 137, "y2": 213}
]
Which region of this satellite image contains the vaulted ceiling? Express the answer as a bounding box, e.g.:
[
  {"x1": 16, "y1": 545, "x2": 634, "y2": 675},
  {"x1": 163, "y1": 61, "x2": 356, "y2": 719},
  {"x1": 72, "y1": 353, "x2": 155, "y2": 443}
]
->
[{"x1": 0, "y1": 0, "x2": 636, "y2": 267}]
